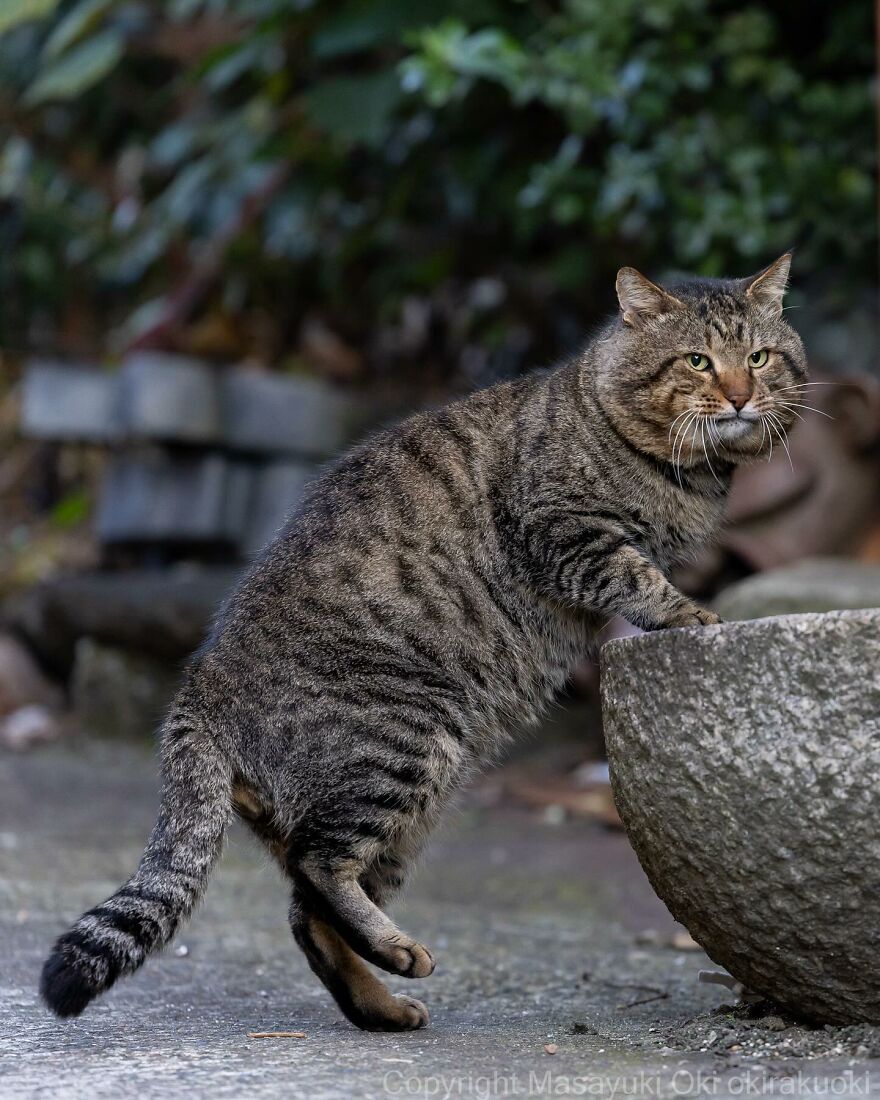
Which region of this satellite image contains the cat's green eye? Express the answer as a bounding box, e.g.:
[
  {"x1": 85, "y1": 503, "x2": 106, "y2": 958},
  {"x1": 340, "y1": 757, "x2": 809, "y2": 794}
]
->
[
  {"x1": 749, "y1": 349, "x2": 769, "y2": 368},
  {"x1": 686, "y1": 353, "x2": 711, "y2": 371}
]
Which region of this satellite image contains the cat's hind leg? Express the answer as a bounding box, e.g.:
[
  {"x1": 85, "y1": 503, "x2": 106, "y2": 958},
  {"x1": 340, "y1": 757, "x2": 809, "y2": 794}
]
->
[
  {"x1": 289, "y1": 851, "x2": 435, "y2": 979},
  {"x1": 289, "y1": 896, "x2": 429, "y2": 1031}
]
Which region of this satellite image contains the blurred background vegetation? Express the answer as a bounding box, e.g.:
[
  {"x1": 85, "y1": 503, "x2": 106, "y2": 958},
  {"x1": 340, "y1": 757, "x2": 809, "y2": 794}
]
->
[
  {"x1": 0, "y1": 0, "x2": 878, "y2": 753},
  {"x1": 0, "y1": 0, "x2": 876, "y2": 385}
]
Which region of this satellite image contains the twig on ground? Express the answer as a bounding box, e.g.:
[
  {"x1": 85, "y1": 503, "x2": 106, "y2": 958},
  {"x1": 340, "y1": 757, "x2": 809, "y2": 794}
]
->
[
  {"x1": 247, "y1": 1031, "x2": 307, "y2": 1040},
  {"x1": 615, "y1": 991, "x2": 669, "y2": 1011}
]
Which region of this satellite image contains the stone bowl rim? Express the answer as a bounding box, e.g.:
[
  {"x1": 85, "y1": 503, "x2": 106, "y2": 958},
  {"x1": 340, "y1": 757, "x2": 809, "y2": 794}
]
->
[{"x1": 599, "y1": 605, "x2": 880, "y2": 661}]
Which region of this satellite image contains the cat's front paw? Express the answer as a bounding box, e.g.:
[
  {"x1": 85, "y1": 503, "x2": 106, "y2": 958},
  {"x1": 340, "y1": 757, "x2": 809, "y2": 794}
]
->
[{"x1": 663, "y1": 605, "x2": 722, "y2": 629}]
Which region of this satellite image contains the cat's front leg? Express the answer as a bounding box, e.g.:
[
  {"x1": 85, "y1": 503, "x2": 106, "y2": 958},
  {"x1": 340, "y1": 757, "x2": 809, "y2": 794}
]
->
[
  {"x1": 585, "y1": 544, "x2": 721, "y2": 631},
  {"x1": 509, "y1": 505, "x2": 720, "y2": 632}
]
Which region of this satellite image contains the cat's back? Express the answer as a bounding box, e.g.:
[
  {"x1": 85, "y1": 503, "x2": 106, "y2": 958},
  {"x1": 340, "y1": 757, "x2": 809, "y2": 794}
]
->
[{"x1": 202, "y1": 379, "x2": 531, "y2": 674}]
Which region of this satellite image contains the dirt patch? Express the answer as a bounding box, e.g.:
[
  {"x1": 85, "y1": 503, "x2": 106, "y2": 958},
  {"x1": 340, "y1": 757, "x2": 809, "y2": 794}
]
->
[{"x1": 653, "y1": 1000, "x2": 880, "y2": 1061}]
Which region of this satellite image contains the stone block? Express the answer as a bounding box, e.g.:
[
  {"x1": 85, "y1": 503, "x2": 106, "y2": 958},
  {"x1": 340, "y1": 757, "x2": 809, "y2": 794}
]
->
[
  {"x1": 20, "y1": 360, "x2": 118, "y2": 442},
  {"x1": 601, "y1": 609, "x2": 880, "y2": 1024},
  {"x1": 1, "y1": 567, "x2": 240, "y2": 674},
  {"x1": 118, "y1": 353, "x2": 221, "y2": 444},
  {"x1": 222, "y1": 369, "x2": 364, "y2": 459},
  {"x1": 96, "y1": 448, "x2": 251, "y2": 544}
]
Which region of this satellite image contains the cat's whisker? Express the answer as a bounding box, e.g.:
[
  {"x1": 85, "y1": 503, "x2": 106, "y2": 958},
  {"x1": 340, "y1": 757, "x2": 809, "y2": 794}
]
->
[
  {"x1": 670, "y1": 413, "x2": 690, "y2": 469},
  {"x1": 765, "y1": 412, "x2": 795, "y2": 472},
  {"x1": 670, "y1": 418, "x2": 688, "y2": 483},
  {"x1": 776, "y1": 405, "x2": 806, "y2": 426},
  {"x1": 755, "y1": 416, "x2": 767, "y2": 456},
  {"x1": 667, "y1": 409, "x2": 694, "y2": 443},
  {"x1": 706, "y1": 417, "x2": 721, "y2": 457},
  {"x1": 671, "y1": 412, "x2": 699, "y2": 483},
  {"x1": 669, "y1": 422, "x2": 685, "y2": 485},
  {"x1": 775, "y1": 401, "x2": 835, "y2": 420},
  {"x1": 699, "y1": 418, "x2": 723, "y2": 487},
  {"x1": 773, "y1": 382, "x2": 835, "y2": 389},
  {"x1": 679, "y1": 412, "x2": 700, "y2": 466}
]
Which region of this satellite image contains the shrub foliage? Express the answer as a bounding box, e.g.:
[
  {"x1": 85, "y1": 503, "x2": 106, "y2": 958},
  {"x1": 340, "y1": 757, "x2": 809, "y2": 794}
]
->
[{"x1": 0, "y1": 0, "x2": 874, "y2": 377}]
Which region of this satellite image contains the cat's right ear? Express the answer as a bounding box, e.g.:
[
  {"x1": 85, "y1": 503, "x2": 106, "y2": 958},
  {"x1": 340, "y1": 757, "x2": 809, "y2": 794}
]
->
[{"x1": 616, "y1": 268, "x2": 683, "y2": 326}]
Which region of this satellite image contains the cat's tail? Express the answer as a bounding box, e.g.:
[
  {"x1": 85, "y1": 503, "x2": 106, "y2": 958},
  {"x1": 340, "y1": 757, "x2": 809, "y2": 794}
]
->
[{"x1": 40, "y1": 714, "x2": 232, "y2": 1017}]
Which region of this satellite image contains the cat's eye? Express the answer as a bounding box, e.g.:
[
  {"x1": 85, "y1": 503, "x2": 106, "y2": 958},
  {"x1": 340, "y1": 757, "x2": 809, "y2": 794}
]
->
[
  {"x1": 686, "y1": 353, "x2": 711, "y2": 371},
  {"x1": 749, "y1": 349, "x2": 769, "y2": 368}
]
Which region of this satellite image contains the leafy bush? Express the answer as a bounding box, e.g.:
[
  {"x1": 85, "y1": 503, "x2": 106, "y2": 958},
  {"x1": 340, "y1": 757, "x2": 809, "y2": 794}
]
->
[{"x1": 0, "y1": 0, "x2": 874, "y2": 379}]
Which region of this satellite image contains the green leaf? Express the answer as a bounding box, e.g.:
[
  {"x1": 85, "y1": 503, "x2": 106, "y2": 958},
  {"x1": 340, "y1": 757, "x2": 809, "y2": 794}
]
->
[
  {"x1": 24, "y1": 28, "x2": 123, "y2": 104},
  {"x1": 304, "y1": 69, "x2": 402, "y2": 147},
  {"x1": 42, "y1": 0, "x2": 117, "y2": 60},
  {"x1": 50, "y1": 490, "x2": 89, "y2": 528},
  {"x1": 312, "y1": 0, "x2": 447, "y2": 59},
  {"x1": 0, "y1": 0, "x2": 58, "y2": 37}
]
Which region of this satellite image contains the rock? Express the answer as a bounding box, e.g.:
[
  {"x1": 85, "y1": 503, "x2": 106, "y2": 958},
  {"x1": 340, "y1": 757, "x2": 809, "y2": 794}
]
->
[
  {"x1": 96, "y1": 448, "x2": 252, "y2": 545},
  {"x1": 600, "y1": 609, "x2": 880, "y2": 1025},
  {"x1": 2, "y1": 567, "x2": 239, "y2": 675},
  {"x1": 0, "y1": 633, "x2": 63, "y2": 715},
  {"x1": 118, "y1": 353, "x2": 221, "y2": 444},
  {"x1": 70, "y1": 638, "x2": 181, "y2": 739},
  {"x1": 757, "y1": 1015, "x2": 789, "y2": 1032},
  {"x1": 714, "y1": 558, "x2": 880, "y2": 620},
  {"x1": 21, "y1": 360, "x2": 118, "y2": 443},
  {"x1": 222, "y1": 368, "x2": 365, "y2": 459},
  {"x1": 0, "y1": 705, "x2": 65, "y2": 751}
]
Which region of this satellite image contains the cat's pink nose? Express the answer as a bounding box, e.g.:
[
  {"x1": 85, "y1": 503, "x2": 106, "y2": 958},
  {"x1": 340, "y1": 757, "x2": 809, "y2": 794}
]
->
[{"x1": 725, "y1": 391, "x2": 750, "y2": 411}]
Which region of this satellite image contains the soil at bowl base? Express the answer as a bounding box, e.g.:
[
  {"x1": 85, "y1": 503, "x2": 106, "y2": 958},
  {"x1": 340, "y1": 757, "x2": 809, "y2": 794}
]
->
[{"x1": 634, "y1": 1000, "x2": 880, "y2": 1061}]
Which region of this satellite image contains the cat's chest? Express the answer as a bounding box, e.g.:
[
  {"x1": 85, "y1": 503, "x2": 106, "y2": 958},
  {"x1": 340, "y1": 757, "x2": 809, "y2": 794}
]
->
[{"x1": 641, "y1": 485, "x2": 726, "y2": 564}]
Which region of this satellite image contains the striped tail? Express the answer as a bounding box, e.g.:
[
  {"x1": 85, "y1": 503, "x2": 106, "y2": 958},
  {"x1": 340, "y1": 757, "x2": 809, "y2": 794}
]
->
[{"x1": 40, "y1": 718, "x2": 232, "y2": 1017}]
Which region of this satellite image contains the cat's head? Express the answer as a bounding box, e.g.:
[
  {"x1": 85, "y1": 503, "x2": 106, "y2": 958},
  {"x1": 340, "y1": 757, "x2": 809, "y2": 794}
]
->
[{"x1": 593, "y1": 254, "x2": 807, "y2": 469}]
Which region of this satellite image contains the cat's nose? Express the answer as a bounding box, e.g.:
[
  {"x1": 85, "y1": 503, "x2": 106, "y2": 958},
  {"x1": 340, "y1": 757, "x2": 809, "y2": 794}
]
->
[{"x1": 725, "y1": 391, "x2": 751, "y2": 411}]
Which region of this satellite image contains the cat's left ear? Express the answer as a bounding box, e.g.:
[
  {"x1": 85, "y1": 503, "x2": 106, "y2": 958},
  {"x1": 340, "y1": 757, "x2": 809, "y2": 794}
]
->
[
  {"x1": 616, "y1": 268, "x2": 683, "y2": 326},
  {"x1": 744, "y1": 252, "x2": 792, "y2": 317}
]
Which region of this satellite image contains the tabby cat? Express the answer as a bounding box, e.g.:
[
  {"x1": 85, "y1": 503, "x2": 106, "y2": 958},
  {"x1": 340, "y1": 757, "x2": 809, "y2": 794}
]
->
[{"x1": 42, "y1": 254, "x2": 806, "y2": 1031}]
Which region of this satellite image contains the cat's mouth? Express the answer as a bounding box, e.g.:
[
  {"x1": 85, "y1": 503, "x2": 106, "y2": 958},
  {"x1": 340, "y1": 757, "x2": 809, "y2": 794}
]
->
[{"x1": 708, "y1": 416, "x2": 757, "y2": 442}]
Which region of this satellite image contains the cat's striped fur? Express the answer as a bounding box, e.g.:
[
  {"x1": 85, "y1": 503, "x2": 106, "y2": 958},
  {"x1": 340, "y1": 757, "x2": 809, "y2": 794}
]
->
[{"x1": 42, "y1": 256, "x2": 805, "y2": 1030}]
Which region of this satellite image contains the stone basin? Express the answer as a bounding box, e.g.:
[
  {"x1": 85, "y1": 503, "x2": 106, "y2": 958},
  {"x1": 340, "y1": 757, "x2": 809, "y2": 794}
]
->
[{"x1": 600, "y1": 609, "x2": 880, "y2": 1025}]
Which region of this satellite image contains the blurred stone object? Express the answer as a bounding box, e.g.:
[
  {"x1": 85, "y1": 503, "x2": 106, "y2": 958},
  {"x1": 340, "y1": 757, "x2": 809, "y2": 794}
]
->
[
  {"x1": 21, "y1": 361, "x2": 118, "y2": 443},
  {"x1": 717, "y1": 375, "x2": 880, "y2": 576},
  {"x1": 19, "y1": 355, "x2": 398, "y2": 559},
  {"x1": 0, "y1": 633, "x2": 63, "y2": 715},
  {"x1": 71, "y1": 638, "x2": 180, "y2": 740},
  {"x1": 2, "y1": 567, "x2": 239, "y2": 676},
  {"x1": 97, "y1": 449, "x2": 252, "y2": 545},
  {"x1": 715, "y1": 558, "x2": 880, "y2": 620},
  {"x1": 222, "y1": 368, "x2": 367, "y2": 458},
  {"x1": 118, "y1": 353, "x2": 221, "y2": 444},
  {"x1": 0, "y1": 705, "x2": 65, "y2": 751}
]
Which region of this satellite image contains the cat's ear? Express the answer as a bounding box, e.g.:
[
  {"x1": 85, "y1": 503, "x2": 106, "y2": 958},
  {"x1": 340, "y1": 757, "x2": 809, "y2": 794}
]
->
[
  {"x1": 744, "y1": 252, "x2": 791, "y2": 317},
  {"x1": 616, "y1": 268, "x2": 683, "y2": 326}
]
